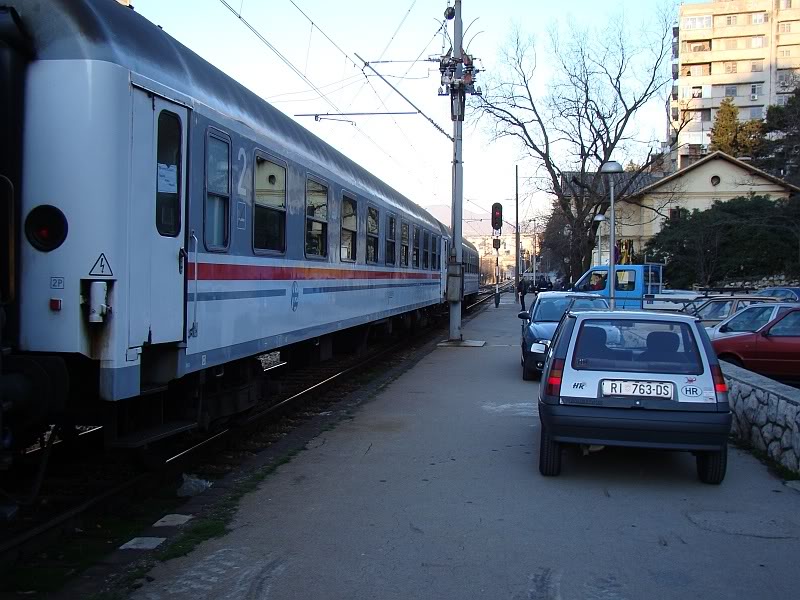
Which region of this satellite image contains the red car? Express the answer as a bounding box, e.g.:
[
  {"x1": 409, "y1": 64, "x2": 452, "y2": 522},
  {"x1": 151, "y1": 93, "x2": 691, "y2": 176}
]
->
[{"x1": 712, "y1": 308, "x2": 800, "y2": 381}]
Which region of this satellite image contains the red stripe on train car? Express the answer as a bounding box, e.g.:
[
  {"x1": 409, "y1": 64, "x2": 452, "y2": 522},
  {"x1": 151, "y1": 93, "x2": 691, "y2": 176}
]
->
[{"x1": 186, "y1": 263, "x2": 442, "y2": 281}]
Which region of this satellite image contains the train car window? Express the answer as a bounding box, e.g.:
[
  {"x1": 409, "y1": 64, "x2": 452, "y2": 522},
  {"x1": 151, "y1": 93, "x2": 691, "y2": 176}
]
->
[
  {"x1": 367, "y1": 206, "x2": 379, "y2": 264},
  {"x1": 253, "y1": 154, "x2": 286, "y2": 253},
  {"x1": 423, "y1": 231, "x2": 430, "y2": 269},
  {"x1": 155, "y1": 111, "x2": 181, "y2": 237},
  {"x1": 413, "y1": 226, "x2": 421, "y2": 268},
  {"x1": 341, "y1": 195, "x2": 357, "y2": 262},
  {"x1": 431, "y1": 235, "x2": 438, "y2": 270},
  {"x1": 400, "y1": 222, "x2": 409, "y2": 267},
  {"x1": 385, "y1": 214, "x2": 396, "y2": 265},
  {"x1": 305, "y1": 179, "x2": 329, "y2": 257},
  {"x1": 205, "y1": 132, "x2": 230, "y2": 250}
]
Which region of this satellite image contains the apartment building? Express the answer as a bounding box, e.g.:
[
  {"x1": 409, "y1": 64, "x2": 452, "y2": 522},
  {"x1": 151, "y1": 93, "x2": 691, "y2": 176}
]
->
[{"x1": 670, "y1": 0, "x2": 800, "y2": 169}]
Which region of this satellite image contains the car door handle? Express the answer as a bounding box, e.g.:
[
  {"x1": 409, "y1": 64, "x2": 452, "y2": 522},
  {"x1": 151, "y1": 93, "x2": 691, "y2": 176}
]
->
[{"x1": 179, "y1": 247, "x2": 187, "y2": 274}]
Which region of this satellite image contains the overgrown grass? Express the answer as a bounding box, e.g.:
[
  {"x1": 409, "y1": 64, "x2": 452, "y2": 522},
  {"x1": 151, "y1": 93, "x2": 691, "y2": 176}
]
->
[
  {"x1": 156, "y1": 449, "x2": 303, "y2": 561},
  {"x1": 1, "y1": 493, "x2": 184, "y2": 597},
  {"x1": 731, "y1": 436, "x2": 800, "y2": 481}
]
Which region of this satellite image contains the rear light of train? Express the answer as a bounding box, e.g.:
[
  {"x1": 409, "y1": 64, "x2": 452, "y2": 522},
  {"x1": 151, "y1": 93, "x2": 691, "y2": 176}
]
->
[
  {"x1": 24, "y1": 205, "x2": 68, "y2": 252},
  {"x1": 545, "y1": 358, "x2": 565, "y2": 397}
]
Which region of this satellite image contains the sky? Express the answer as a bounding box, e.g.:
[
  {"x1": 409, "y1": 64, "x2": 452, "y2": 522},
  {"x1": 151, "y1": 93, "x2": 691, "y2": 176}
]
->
[{"x1": 132, "y1": 0, "x2": 677, "y2": 235}]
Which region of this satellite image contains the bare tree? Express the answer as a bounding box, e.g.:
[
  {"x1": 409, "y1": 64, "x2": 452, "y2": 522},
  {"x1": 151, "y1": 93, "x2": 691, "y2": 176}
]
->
[{"x1": 474, "y1": 9, "x2": 685, "y2": 280}]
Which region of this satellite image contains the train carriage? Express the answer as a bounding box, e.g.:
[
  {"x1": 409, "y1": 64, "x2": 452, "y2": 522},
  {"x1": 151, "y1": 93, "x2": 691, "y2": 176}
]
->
[{"x1": 0, "y1": 0, "x2": 479, "y2": 454}]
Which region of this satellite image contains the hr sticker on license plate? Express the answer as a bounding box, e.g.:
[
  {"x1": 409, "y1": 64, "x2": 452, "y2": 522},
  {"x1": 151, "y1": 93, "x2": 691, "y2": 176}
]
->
[{"x1": 602, "y1": 380, "x2": 673, "y2": 398}]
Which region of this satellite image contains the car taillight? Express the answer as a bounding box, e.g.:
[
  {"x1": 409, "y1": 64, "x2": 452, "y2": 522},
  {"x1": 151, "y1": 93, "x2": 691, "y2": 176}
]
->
[
  {"x1": 545, "y1": 358, "x2": 565, "y2": 396},
  {"x1": 711, "y1": 364, "x2": 728, "y2": 396},
  {"x1": 25, "y1": 205, "x2": 68, "y2": 252}
]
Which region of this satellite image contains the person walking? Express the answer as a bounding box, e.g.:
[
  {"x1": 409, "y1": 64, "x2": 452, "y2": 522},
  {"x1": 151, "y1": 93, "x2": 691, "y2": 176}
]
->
[{"x1": 517, "y1": 276, "x2": 529, "y2": 312}]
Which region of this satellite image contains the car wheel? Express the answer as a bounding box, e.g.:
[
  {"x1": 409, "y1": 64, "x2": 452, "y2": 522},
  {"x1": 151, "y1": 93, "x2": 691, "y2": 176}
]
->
[
  {"x1": 522, "y1": 357, "x2": 539, "y2": 381},
  {"x1": 696, "y1": 444, "x2": 727, "y2": 484},
  {"x1": 538, "y1": 427, "x2": 561, "y2": 476},
  {"x1": 721, "y1": 356, "x2": 743, "y2": 368},
  {"x1": 522, "y1": 364, "x2": 533, "y2": 380}
]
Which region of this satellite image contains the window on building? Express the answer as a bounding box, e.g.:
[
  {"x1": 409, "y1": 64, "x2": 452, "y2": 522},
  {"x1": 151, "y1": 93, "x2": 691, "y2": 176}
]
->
[
  {"x1": 683, "y1": 15, "x2": 712, "y2": 30},
  {"x1": 686, "y1": 40, "x2": 711, "y2": 52},
  {"x1": 691, "y1": 86, "x2": 703, "y2": 98},
  {"x1": 155, "y1": 111, "x2": 181, "y2": 237},
  {"x1": 205, "y1": 132, "x2": 230, "y2": 249},
  {"x1": 253, "y1": 154, "x2": 286, "y2": 252},
  {"x1": 725, "y1": 15, "x2": 738, "y2": 26},
  {"x1": 668, "y1": 208, "x2": 680, "y2": 222},
  {"x1": 400, "y1": 222, "x2": 409, "y2": 267},
  {"x1": 777, "y1": 95, "x2": 789, "y2": 106},
  {"x1": 305, "y1": 179, "x2": 328, "y2": 257},
  {"x1": 385, "y1": 214, "x2": 396, "y2": 265},
  {"x1": 671, "y1": 106, "x2": 679, "y2": 121},
  {"x1": 779, "y1": 0, "x2": 792, "y2": 11},
  {"x1": 412, "y1": 225, "x2": 421, "y2": 268},
  {"x1": 751, "y1": 36, "x2": 765, "y2": 48},
  {"x1": 751, "y1": 61, "x2": 764, "y2": 72},
  {"x1": 751, "y1": 13, "x2": 767, "y2": 25},
  {"x1": 724, "y1": 85, "x2": 738, "y2": 97},
  {"x1": 689, "y1": 64, "x2": 710, "y2": 76},
  {"x1": 687, "y1": 109, "x2": 711, "y2": 123},
  {"x1": 751, "y1": 84, "x2": 763, "y2": 97},
  {"x1": 724, "y1": 61, "x2": 738, "y2": 74},
  {"x1": 779, "y1": 48, "x2": 793, "y2": 57},
  {"x1": 725, "y1": 38, "x2": 739, "y2": 50},
  {"x1": 750, "y1": 106, "x2": 764, "y2": 119},
  {"x1": 340, "y1": 195, "x2": 357, "y2": 262},
  {"x1": 367, "y1": 206, "x2": 379, "y2": 264},
  {"x1": 779, "y1": 22, "x2": 792, "y2": 33}
]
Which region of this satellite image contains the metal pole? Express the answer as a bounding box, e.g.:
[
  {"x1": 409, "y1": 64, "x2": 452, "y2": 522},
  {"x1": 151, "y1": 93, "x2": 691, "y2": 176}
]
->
[
  {"x1": 515, "y1": 165, "x2": 519, "y2": 302},
  {"x1": 609, "y1": 177, "x2": 616, "y2": 310},
  {"x1": 495, "y1": 249, "x2": 500, "y2": 307},
  {"x1": 448, "y1": 0, "x2": 464, "y2": 341},
  {"x1": 597, "y1": 226, "x2": 602, "y2": 266},
  {"x1": 532, "y1": 220, "x2": 537, "y2": 293}
]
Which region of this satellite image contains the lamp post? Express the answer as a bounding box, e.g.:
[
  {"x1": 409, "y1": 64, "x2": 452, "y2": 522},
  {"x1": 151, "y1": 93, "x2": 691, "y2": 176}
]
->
[
  {"x1": 599, "y1": 161, "x2": 623, "y2": 309},
  {"x1": 593, "y1": 214, "x2": 605, "y2": 266}
]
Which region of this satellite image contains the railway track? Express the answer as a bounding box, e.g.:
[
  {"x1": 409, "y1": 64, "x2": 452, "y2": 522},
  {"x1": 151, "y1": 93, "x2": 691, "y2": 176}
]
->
[{"x1": 0, "y1": 296, "x2": 505, "y2": 589}]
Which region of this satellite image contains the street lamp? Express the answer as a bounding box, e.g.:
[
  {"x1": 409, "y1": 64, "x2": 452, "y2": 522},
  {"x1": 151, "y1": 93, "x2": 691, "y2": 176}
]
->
[
  {"x1": 599, "y1": 160, "x2": 623, "y2": 309},
  {"x1": 593, "y1": 214, "x2": 605, "y2": 266}
]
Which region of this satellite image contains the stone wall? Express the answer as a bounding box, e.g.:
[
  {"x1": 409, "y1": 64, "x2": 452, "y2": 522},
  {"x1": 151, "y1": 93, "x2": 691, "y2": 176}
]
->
[
  {"x1": 722, "y1": 362, "x2": 800, "y2": 475},
  {"x1": 711, "y1": 276, "x2": 800, "y2": 289}
]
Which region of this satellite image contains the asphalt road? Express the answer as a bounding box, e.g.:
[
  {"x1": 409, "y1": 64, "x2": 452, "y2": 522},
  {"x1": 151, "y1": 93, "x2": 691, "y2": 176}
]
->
[{"x1": 133, "y1": 297, "x2": 800, "y2": 600}]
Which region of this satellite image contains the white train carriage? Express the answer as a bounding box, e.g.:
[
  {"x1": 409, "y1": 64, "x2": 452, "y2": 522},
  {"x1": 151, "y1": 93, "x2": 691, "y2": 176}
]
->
[{"x1": 0, "y1": 0, "x2": 479, "y2": 450}]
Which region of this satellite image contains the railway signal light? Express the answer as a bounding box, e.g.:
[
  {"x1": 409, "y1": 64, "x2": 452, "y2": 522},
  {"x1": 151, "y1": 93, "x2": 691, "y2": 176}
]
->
[{"x1": 491, "y1": 203, "x2": 503, "y2": 231}]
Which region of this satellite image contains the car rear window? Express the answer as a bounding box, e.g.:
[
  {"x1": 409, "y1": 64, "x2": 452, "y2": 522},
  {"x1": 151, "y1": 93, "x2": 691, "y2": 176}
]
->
[
  {"x1": 533, "y1": 297, "x2": 607, "y2": 322},
  {"x1": 572, "y1": 318, "x2": 703, "y2": 375}
]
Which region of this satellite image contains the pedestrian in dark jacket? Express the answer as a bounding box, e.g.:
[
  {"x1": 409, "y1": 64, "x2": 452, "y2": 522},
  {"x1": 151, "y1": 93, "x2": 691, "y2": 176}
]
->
[{"x1": 517, "y1": 277, "x2": 529, "y2": 311}]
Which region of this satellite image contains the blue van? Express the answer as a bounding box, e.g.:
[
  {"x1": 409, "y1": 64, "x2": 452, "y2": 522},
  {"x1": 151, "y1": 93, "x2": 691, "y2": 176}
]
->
[{"x1": 572, "y1": 264, "x2": 698, "y2": 310}]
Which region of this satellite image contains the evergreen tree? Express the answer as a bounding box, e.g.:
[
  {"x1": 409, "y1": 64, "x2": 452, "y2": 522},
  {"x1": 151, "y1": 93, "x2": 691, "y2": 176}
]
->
[
  {"x1": 709, "y1": 98, "x2": 739, "y2": 155},
  {"x1": 709, "y1": 97, "x2": 763, "y2": 157},
  {"x1": 755, "y1": 88, "x2": 800, "y2": 185}
]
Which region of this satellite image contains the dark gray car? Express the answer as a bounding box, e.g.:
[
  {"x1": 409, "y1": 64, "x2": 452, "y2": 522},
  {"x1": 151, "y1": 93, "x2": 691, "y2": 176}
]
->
[
  {"x1": 518, "y1": 292, "x2": 608, "y2": 380},
  {"x1": 538, "y1": 310, "x2": 732, "y2": 484}
]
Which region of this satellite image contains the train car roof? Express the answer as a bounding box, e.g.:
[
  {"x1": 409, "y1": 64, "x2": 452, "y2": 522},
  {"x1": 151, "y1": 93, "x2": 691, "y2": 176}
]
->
[{"x1": 9, "y1": 0, "x2": 444, "y2": 229}]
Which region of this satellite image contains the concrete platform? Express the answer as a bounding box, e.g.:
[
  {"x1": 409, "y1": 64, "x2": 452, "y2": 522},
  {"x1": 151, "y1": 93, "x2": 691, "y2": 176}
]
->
[{"x1": 132, "y1": 296, "x2": 800, "y2": 600}]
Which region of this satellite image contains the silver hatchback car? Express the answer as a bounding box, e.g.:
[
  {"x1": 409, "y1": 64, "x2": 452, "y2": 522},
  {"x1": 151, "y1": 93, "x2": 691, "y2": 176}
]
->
[{"x1": 538, "y1": 310, "x2": 732, "y2": 484}]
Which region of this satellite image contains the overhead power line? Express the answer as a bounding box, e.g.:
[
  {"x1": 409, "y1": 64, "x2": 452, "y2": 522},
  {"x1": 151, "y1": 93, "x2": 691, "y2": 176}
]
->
[
  {"x1": 378, "y1": 0, "x2": 418, "y2": 60},
  {"x1": 217, "y1": 0, "x2": 342, "y2": 115},
  {"x1": 288, "y1": 0, "x2": 361, "y2": 70}
]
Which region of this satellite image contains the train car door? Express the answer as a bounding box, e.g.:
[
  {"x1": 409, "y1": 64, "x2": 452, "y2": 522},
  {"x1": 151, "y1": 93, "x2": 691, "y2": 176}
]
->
[{"x1": 129, "y1": 90, "x2": 188, "y2": 346}]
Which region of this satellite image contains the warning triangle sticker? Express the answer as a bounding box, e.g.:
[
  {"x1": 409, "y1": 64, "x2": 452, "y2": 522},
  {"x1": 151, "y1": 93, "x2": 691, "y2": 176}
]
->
[{"x1": 89, "y1": 253, "x2": 113, "y2": 277}]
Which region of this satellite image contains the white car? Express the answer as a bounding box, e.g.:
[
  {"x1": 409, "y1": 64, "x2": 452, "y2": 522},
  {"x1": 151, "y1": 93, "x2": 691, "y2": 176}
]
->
[{"x1": 705, "y1": 303, "x2": 800, "y2": 341}]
